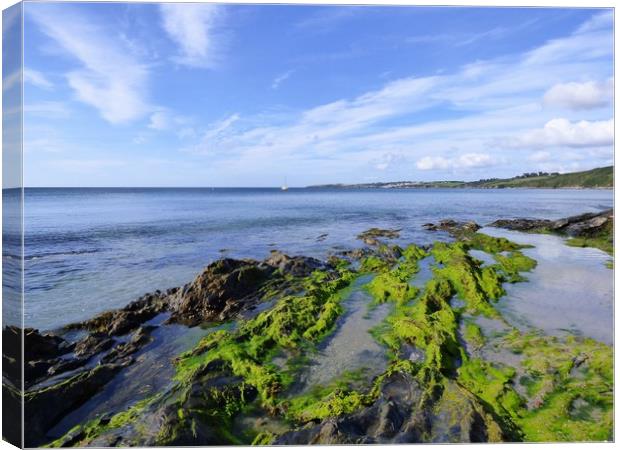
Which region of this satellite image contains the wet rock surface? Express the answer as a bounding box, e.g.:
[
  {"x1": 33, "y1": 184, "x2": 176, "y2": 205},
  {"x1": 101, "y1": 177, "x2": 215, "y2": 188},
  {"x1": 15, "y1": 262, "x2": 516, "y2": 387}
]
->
[
  {"x1": 3, "y1": 326, "x2": 75, "y2": 387},
  {"x1": 5, "y1": 223, "x2": 613, "y2": 447},
  {"x1": 10, "y1": 249, "x2": 329, "y2": 445},
  {"x1": 25, "y1": 361, "x2": 131, "y2": 447},
  {"x1": 423, "y1": 219, "x2": 481, "y2": 235},
  {"x1": 263, "y1": 250, "x2": 324, "y2": 277},
  {"x1": 66, "y1": 291, "x2": 171, "y2": 336},
  {"x1": 357, "y1": 228, "x2": 401, "y2": 245},
  {"x1": 275, "y1": 374, "x2": 501, "y2": 444},
  {"x1": 489, "y1": 208, "x2": 613, "y2": 237},
  {"x1": 167, "y1": 251, "x2": 323, "y2": 326},
  {"x1": 167, "y1": 258, "x2": 272, "y2": 326}
]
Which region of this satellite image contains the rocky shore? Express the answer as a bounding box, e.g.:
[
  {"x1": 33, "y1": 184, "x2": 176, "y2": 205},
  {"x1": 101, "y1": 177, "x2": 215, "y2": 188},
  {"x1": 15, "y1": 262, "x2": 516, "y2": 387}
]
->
[{"x1": 3, "y1": 210, "x2": 613, "y2": 446}]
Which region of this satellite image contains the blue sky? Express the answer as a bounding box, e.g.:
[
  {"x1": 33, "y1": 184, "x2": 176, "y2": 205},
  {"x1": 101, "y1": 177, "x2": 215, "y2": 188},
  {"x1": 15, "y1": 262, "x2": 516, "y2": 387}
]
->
[{"x1": 18, "y1": 3, "x2": 614, "y2": 187}]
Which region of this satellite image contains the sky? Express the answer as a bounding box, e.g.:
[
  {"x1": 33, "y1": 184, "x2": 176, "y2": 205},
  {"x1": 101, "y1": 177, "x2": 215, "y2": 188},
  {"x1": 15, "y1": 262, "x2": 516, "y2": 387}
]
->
[{"x1": 16, "y1": 2, "x2": 614, "y2": 187}]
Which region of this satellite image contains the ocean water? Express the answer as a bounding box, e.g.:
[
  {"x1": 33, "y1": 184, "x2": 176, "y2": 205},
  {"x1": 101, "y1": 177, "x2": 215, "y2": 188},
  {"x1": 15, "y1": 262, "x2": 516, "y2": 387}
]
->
[{"x1": 15, "y1": 187, "x2": 612, "y2": 331}]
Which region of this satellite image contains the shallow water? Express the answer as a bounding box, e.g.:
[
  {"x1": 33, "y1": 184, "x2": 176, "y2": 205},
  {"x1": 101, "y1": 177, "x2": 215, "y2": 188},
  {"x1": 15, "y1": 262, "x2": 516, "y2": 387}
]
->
[
  {"x1": 468, "y1": 249, "x2": 496, "y2": 267},
  {"x1": 48, "y1": 318, "x2": 217, "y2": 439},
  {"x1": 481, "y1": 227, "x2": 613, "y2": 345},
  {"x1": 294, "y1": 276, "x2": 391, "y2": 392},
  {"x1": 18, "y1": 187, "x2": 612, "y2": 330},
  {"x1": 410, "y1": 255, "x2": 435, "y2": 289}
]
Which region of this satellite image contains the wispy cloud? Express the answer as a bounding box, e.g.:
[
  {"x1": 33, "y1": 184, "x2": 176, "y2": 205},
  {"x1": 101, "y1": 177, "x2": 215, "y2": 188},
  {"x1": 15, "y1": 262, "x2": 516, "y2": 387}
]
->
[
  {"x1": 181, "y1": 11, "x2": 612, "y2": 179},
  {"x1": 295, "y1": 7, "x2": 361, "y2": 32},
  {"x1": 28, "y1": 4, "x2": 150, "y2": 124},
  {"x1": 272, "y1": 70, "x2": 294, "y2": 89},
  {"x1": 24, "y1": 68, "x2": 53, "y2": 90},
  {"x1": 24, "y1": 101, "x2": 70, "y2": 118},
  {"x1": 160, "y1": 3, "x2": 223, "y2": 68},
  {"x1": 184, "y1": 113, "x2": 240, "y2": 156},
  {"x1": 407, "y1": 18, "x2": 540, "y2": 48}
]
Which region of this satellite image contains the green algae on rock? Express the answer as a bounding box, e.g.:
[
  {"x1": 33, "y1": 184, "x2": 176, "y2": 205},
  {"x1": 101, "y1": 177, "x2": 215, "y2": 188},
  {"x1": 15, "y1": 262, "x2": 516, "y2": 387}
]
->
[
  {"x1": 42, "y1": 232, "x2": 612, "y2": 447},
  {"x1": 366, "y1": 244, "x2": 427, "y2": 305}
]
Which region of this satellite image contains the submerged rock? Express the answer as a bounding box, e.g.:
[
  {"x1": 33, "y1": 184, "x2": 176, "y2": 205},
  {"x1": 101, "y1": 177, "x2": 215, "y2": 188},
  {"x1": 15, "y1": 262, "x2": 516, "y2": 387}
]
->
[
  {"x1": 357, "y1": 228, "x2": 401, "y2": 245},
  {"x1": 100, "y1": 326, "x2": 155, "y2": 364},
  {"x1": 275, "y1": 372, "x2": 503, "y2": 444},
  {"x1": 25, "y1": 361, "x2": 131, "y2": 447}
]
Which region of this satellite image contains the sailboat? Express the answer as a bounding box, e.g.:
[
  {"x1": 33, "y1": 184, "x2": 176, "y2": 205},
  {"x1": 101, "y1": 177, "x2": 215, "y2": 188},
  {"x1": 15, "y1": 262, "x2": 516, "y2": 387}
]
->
[{"x1": 281, "y1": 177, "x2": 289, "y2": 191}]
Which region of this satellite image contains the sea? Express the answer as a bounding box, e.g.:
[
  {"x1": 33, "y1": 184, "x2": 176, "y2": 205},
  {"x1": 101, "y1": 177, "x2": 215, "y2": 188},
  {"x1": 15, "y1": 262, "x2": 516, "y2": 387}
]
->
[{"x1": 2, "y1": 187, "x2": 613, "y2": 331}]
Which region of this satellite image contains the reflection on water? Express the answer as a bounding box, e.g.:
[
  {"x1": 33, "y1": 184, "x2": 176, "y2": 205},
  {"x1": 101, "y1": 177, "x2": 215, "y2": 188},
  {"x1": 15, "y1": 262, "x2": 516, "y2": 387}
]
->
[
  {"x1": 468, "y1": 249, "x2": 496, "y2": 267},
  {"x1": 48, "y1": 319, "x2": 218, "y2": 439},
  {"x1": 481, "y1": 227, "x2": 613, "y2": 345},
  {"x1": 294, "y1": 276, "x2": 391, "y2": 392}
]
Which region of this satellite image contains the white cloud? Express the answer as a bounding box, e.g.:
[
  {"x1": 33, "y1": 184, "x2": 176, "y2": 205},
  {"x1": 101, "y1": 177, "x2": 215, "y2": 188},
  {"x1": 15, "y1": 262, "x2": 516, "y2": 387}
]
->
[
  {"x1": 24, "y1": 68, "x2": 53, "y2": 90},
  {"x1": 160, "y1": 3, "x2": 222, "y2": 68},
  {"x1": 272, "y1": 70, "x2": 294, "y2": 89},
  {"x1": 148, "y1": 110, "x2": 171, "y2": 130},
  {"x1": 416, "y1": 153, "x2": 496, "y2": 171},
  {"x1": 543, "y1": 79, "x2": 612, "y2": 110},
  {"x1": 29, "y1": 5, "x2": 150, "y2": 124},
  {"x1": 373, "y1": 152, "x2": 404, "y2": 171},
  {"x1": 177, "y1": 11, "x2": 612, "y2": 181},
  {"x1": 528, "y1": 151, "x2": 551, "y2": 162},
  {"x1": 507, "y1": 118, "x2": 613, "y2": 149},
  {"x1": 416, "y1": 156, "x2": 452, "y2": 171},
  {"x1": 576, "y1": 10, "x2": 613, "y2": 34}
]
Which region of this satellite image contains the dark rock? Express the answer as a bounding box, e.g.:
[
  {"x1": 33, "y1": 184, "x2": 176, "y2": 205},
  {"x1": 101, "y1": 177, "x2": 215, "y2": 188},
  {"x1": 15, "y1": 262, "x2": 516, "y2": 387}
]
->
[
  {"x1": 263, "y1": 250, "x2": 324, "y2": 277},
  {"x1": 22, "y1": 327, "x2": 73, "y2": 361},
  {"x1": 66, "y1": 291, "x2": 168, "y2": 336},
  {"x1": 167, "y1": 258, "x2": 273, "y2": 326},
  {"x1": 423, "y1": 220, "x2": 481, "y2": 235},
  {"x1": 25, "y1": 361, "x2": 130, "y2": 447},
  {"x1": 47, "y1": 357, "x2": 89, "y2": 377},
  {"x1": 357, "y1": 228, "x2": 401, "y2": 241},
  {"x1": 74, "y1": 333, "x2": 115, "y2": 358},
  {"x1": 489, "y1": 209, "x2": 613, "y2": 238},
  {"x1": 488, "y1": 218, "x2": 553, "y2": 232},
  {"x1": 362, "y1": 237, "x2": 379, "y2": 246},
  {"x1": 151, "y1": 371, "x2": 257, "y2": 446},
  {"x1": 101, "y1": 326, "x2": 154, "y2": 364},
  {"x1": 26, "y1": 359, "x2": 58, "y2": 385},
  {"x1": 4, "y1": 326, "x2": 75, "y2": 387},
  {"x1": 3, "y1": 380, "x2": 22, "y2": 446},
  {"x1": 337, "y1": 247, "x2": 373, "y2": 260},
  {"x1": 275, "y1": 373, "x2": 505, "y2": 445}
]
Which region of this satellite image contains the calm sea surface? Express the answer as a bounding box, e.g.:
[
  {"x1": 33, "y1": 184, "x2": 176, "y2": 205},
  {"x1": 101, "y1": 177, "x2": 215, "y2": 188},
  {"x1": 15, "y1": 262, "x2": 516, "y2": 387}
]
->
[{"x1": 13, "y1": 188, "x2": 612, "y2": 331}]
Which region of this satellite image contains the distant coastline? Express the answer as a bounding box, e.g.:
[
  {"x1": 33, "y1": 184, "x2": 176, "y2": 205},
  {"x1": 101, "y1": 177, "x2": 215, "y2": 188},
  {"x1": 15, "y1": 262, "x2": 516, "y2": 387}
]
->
[{"x1": 308, "y1": 166, "x2": 613, "y2": 190}]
